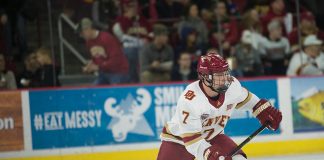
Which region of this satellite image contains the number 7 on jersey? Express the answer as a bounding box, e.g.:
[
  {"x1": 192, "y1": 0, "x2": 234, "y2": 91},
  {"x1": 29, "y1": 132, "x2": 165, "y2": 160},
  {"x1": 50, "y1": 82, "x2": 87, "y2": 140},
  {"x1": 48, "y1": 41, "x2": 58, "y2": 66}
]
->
[{"x1": 182, "y1": 111, "x2": 190, "y2": 124}]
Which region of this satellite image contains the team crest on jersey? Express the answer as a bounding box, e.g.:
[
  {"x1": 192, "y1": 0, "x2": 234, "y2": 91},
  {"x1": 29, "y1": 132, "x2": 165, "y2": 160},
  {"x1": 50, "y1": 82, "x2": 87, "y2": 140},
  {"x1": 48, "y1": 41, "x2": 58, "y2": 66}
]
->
[
  {"x1": 104, "y1": 88, "x2": 154, "y2": 142},
  {"x1": 201, "y1": 113, "x2": 209, "y2": 120},
  {"x1": 227, "y1": 104, "x2": 233, "y2": 111},
  {"x1": 184, "y1": 90, "x2": 196, "y2": 100}
]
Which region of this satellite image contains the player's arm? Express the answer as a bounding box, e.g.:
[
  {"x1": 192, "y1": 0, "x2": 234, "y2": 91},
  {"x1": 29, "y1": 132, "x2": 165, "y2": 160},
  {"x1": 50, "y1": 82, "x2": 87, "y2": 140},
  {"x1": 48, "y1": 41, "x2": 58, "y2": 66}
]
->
[
  {"x1": 235, "y1": 87, "x2": 282, "y2": 131},
  {"x1": 235, "y1": 87, "x2": 259, "y2": 111}
]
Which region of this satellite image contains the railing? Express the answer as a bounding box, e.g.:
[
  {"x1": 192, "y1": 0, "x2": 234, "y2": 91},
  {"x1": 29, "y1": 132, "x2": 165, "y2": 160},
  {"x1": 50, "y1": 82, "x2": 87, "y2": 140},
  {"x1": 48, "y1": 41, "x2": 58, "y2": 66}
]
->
[{"x1": 58, "y1": 13, "x2": 87, "y2": 75}]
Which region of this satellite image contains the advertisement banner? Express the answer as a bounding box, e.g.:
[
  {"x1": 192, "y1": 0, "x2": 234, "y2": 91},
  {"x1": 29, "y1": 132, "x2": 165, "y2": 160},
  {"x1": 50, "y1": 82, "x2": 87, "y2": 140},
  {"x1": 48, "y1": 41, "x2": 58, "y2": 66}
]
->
[
  {"x1": 291, "y1": 77, "x2": 324, "y2": 133},
  {"x1": 225, "y1": 79, "x2": 281, "y2": 136},
  {"x1": 29, "y1": 79, "x2": 280, "y2": 150},
  {"x1": 29, "y1": 84, "x2": 186, "y2": 149},
  {"x1": 0, "y1": 91, "x2": 24, "y2": 152}
]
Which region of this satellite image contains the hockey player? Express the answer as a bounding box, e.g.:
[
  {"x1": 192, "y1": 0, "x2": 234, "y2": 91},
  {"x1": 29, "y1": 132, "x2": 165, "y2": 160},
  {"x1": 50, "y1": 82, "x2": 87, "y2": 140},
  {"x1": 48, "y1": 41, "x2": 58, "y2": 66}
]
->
[{"x1": 157, "y1": 50, "x2": 282, "y2": 160}]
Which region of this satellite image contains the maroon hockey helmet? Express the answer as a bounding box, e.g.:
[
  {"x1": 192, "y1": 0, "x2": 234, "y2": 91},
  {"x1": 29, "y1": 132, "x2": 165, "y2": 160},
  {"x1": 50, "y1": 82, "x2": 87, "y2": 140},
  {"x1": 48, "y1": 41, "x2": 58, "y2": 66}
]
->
[
  {"x1": 197, "y1": 50, "x2": 232, "y2": 93},
  {"x1": 197, "y1": 50, "x2": 229, "y2": 74}
]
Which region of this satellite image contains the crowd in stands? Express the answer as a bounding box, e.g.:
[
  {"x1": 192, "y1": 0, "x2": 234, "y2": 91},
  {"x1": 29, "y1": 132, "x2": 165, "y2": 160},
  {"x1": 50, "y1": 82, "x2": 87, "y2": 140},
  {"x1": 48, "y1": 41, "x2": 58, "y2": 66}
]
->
[{"x1": 0, "y1": 0, "x2": 324, "y2": 90}]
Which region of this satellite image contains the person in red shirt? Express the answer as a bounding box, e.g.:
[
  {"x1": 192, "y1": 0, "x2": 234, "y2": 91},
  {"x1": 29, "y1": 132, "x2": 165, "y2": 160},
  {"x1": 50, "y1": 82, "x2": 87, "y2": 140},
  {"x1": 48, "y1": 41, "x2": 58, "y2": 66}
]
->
[
  {"x1": 260, "y1": 0, "x2": 290, "y2": 36},
  {"x1": 209, "y1": 1, "x2": 239, "y2": 57},
  {"x1": 288, "y1": 11, "x2": 324, "y2": 52},
  {"x1": 79, "y1": 18, "x2": 129, "y2": 85},
  {"x1": 112, "y1": 0, "x2": 152, "y2": 83},
  {"x1": 112, "y1": 0, "x2": 152, "y2": 41}
]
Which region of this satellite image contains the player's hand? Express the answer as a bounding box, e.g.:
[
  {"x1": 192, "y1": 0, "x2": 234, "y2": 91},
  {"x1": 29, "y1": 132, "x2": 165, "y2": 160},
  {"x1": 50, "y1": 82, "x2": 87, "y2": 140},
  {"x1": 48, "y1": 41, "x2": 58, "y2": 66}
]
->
[
  {"x1": 204, "y1": 145, "x2": 232, "y2": 160},
  {"x1": 253, "y1": 99, "x2": 282, "y2": 130}
]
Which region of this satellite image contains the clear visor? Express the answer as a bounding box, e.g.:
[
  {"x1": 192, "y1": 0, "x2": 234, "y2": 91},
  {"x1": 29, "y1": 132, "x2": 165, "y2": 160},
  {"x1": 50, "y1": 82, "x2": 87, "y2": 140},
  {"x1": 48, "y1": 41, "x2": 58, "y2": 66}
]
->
[{"x1": 206, "y1": 70, "x2": 232, "y2": 92}]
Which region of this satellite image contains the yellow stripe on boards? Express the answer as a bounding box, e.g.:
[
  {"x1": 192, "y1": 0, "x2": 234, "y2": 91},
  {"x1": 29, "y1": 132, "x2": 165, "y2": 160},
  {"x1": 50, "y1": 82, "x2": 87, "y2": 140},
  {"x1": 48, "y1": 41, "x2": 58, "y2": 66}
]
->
[
  {"x1": 243, "y1": 138, "x2": 324, "y2": 157},
  {"x1": 2, "y1": 138, "x2": 324, "y2": 160}
]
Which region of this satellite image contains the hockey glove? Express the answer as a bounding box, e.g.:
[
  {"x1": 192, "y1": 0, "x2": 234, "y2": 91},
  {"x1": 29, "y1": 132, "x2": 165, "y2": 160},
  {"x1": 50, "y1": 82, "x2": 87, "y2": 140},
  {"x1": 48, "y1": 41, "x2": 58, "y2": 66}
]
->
[
  {"x1": 204, "y1": 144, "x2": 232, "y2": 160},
  {"x1": 253, "y1": 99, "x2": 282, "y2": 130}
]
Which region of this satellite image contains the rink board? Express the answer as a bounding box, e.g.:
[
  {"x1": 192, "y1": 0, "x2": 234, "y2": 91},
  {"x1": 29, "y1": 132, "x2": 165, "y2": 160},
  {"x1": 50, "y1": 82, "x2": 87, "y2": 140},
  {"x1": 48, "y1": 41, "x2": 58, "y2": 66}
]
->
[
  {"x1": 0, "y1": 76, "x2": 324, "y2": 159},
  {"x1": 3, "y1": 138, "x2": 324, "y2": 160}
]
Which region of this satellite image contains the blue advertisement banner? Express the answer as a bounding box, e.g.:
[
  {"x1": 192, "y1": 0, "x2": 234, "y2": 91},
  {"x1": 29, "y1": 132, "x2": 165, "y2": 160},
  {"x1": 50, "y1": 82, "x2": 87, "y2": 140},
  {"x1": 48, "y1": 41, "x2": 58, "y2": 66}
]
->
[
  {"x1": 291, "y1": 77, "x2": 324, "y2": 133},
  {"x1": 29, "y1": 84, "x2": 186, "y2": 149},
  {"x1": 29, "y1": 79, "x2": 280, "y2": 150}
]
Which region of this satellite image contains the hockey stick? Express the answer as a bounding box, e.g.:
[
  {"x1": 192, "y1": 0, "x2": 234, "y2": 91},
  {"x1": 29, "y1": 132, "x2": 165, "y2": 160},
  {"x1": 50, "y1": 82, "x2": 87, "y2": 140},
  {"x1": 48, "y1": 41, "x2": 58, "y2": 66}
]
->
[{"x1": 229, "y1": 122, "x2": 269, "y2": 157}]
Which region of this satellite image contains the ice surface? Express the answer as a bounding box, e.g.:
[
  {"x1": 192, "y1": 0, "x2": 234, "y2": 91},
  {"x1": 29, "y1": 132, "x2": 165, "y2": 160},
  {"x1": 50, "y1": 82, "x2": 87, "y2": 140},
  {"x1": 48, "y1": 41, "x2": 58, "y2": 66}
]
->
[{"x1": 250, "y1": 153, "x2": 324, "y2": 160}]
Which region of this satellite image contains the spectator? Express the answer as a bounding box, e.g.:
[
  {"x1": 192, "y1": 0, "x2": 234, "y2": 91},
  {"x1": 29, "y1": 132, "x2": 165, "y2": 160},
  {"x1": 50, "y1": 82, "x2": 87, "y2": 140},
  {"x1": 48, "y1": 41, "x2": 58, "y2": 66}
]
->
[
  {"x1": 241, "y1": 9, "x2": 262, "y2": 33},
  {"x1": 171, "y1": 51, "x2": 197, "y2": 81},
  {"x1": 61, "y1": 0, "x2": 93, "y2": 22},
  {"x1": 226, "y1": 56, "x2": 243, "y2": 77},
  {"x1": 140, "y1": 24, "x2": 174, "y2": 83},
  {"x1": 112, "y1": 0, "x2": 151, "y2": 83},
  {"x1": 112, "y1": 0, "x2": 151, "y2": 42},
  {"x1": 234, "y1": 30, "x2": 263, "y2": 77},
  {"x1": 156, "y1": 0, "x2": 184, "y2": 19},
  {"x1": 0, "y1": 7, "x2": 10, "y2": 56},
  {"x1": 226, "y1": 0, "x2": 241, "y2": 16},
  {"x1": 288, "y1": 11, "x2": 324, "y2": 52},
  {"x1": 238, "y1": 10, "x2": 266, "y2": 53},
  {"x1": 0, "y1": 54, "x2": 16, "y2": 90},
  {"x1": 91, "y1": 0, "x2": 118, "y2": 30},
  {"x1": 178, "y1": 3, "x2": 208, "y2": 46},
  {"x1": 201, "y1": 8, "x2": 213, "y2": 30},
  {"x1": 209, "y1": 0, "x2": 239, "y2": 57},
  {"x1": 176, "y1": 26, "x2": 204, "y2": 64},
  {"x1": 79, "y1": 18, "x2": 129, "y2": 85},
  {"x1": 259, "y1": 20, "x2": 290, "y2": 75},
  {"x1": 61, "y1": 0, "x2": 76, "y2": 19},
  {"x1": 230, "y1": 0, "x2": 248, "y2": 14},
  {"x1": 35, "y1": 47, "x2": 60, "y2": 87},
  {"x1": 260, "y1": 0, "x2": 292, "y2": 36},
  {"x1": 244, "y1": 0, "x2": 270, "y2": 16},
  {"x1": 287, "y1": 35, "x2": 324, "y2": 76},
  {"x1": 191, "y1": 0, "x2": 213, "y2": 11},
  {"x1": 0, "y1": 0, "x2": 39, "y2": 60},
  {"x1": 17, "y1": 52, "x2": 41, "y2": 88}
]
